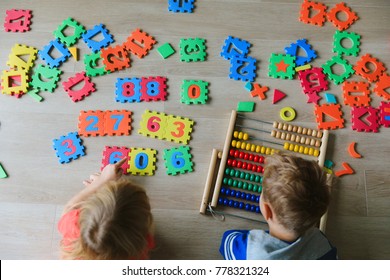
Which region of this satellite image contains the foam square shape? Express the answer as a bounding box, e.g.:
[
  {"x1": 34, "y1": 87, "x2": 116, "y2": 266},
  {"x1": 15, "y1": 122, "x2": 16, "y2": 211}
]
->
[
  {"x1": 157, "y1": 43, "x2": 175, "y2": 59},
  {"x1": 314, "y1": 103, "x2": 345, "y2": 130},
  {"x1": 78, "y1": 110, "x2": 105, "y2": 137},
  {"x1": 168, "y1": 0, "x2": 195, "y2": 13},
  {"x1": 104, "y1": 110, "x2": 132, "y2": 136},
  {"x1": 140, "y1": 76, "x2": 168, "y2": 101},
  {"x1": 62, "y1": 71, "x2": 96, "y2": 102},
  {"x1": 82, "y1": 24, "x2": 114, "y2": 53},
  {"x1": 180, "y1": 80, "x2": 209, "y2": 104},
  {"x1": 322, "y1": 55, "x2": 354, "y2": 85},
  {"x1": 138, "y1": 110, "x2": 168, "y2": 140},
  {"x1": 354, "y1": 54, "x2": 386, "y2": 83},
  {"x1": 123, "y1": 28, "x2": 156, "y2": 59},
  {"x1": 327, "y1": 2, "x2": 358, "y2": 31},
  {"x1": 220, "y1": 36, "x2": 251, "y2": 60},
  {"x1": 351, "y1": 106, "x2": 379, "y2": 133},
  {"x1": 284, "y1": 39, "x2": 317, "y2": 66},
  {"x1": 229, "y1": 56, "x2": 257, "y2": 82},
  {"x1": 54, "y1": 17, "x2": 86, "y2": 47},
  {"x1": 101, "y1": 45, "x2": 131, "y2": 72},
  {"x1": 298, "y1": 67, "x2": 329, "y2": 96},
  {"x1": 165, "y1": 115, "x2": 194, "y2": 144},
  {"x1": 30, "y1": 64, "x2": 62, "y2": 92},
  {"x1": 84, "y1": 51, "x2": 110, "y2": 77},
  {"x1": 237, "y1": 102, "x2": 255, "y2": 112},
  {"x1": 115, "y1": 77, "x2": 142, "y2": 103},
  {"x1": 379, "y1": 102, "x2": 390, "y2": 127},
  {"x1": 7, "y1": 44, "x2": 38, "y2": 71},
  {"x1": 1, "y1": 69, "x2": 29, "y2": 96},
  {"x1": 163, "y1": 146, "x2": 194, "y2": 175},
  {"x1": 127, "y1": 148, "x2": 157, "y2": 176},
  {"x1": 268, "y1": 53, "x2": 296, "y2": 79},
  {"x1": 333, "y1": 30, "x2": 361, "y2": 57},
  {"x1": 38, "y1": 39, "x2": 71, "y2": 68},
  {"x1": 179, "y1": 38, "x2": 207, "y2": 62},
  {"x1": 101, "y1": 146, "x2": 130, "y2": 174},
  {"x1": 4, "y1": 9, "x2": 32, "y2": 32},
  {"x1": 342, "y1": 81, "x2": 371, "y2": 107},
  {"x1": 299, "y1": 0, "x2": 327, "y2": 26},
  {"x1": 52, "y1": 132, "x2": 85, "y2": 164},
  {"x1": 374, "y1": 73, "x2": 390, "y2": 101}
]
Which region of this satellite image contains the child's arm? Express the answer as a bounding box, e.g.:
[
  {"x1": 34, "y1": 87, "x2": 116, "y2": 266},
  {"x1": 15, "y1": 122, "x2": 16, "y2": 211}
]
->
[
  {"x1": 219, "y1": 230, "x2": 249, "y2": 260},
  {"x1": 63, "y1": 158, "x2": 127, "y2": 213}
]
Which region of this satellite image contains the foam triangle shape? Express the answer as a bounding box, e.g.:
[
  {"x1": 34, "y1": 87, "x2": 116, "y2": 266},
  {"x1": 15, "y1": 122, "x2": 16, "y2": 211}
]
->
[
  {"x1": 68, "y1": 47, "x2": 79, "y2": 61},
  {"x1": 273, "y1": 89, "x2": 287, "y2": 104}
]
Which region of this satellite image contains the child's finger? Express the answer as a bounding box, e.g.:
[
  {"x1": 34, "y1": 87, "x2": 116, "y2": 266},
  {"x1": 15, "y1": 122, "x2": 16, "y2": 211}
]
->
[{"x1": 114, "y1": 157, "x2": 127, "y2": 168}]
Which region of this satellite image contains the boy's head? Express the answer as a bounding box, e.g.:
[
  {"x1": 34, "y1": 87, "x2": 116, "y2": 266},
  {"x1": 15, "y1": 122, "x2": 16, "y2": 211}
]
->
[
  {"x1": 70, "y1": 179, "x2": 153, "y2": 259},
  {"x1": 261, "y1": 153, "x2": 330, "y2": 236}
]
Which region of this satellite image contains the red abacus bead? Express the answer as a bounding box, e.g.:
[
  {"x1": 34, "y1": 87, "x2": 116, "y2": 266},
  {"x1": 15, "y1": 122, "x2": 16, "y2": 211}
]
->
[
  {"x1": 240, "y1": 161, "x2": 245, "y2": 169},
  {"x1": 258, "y1": 166, "x2": 264, "y2": 173},
  {"x1": 232, "y1": 159, "x2": 237, "y2": 167},
  {"x1": 229, "y1": 149, "x2": 235, "y2": 156},
  {"x1": 227, "y1": 159, "x2": 232, "y2": 165},
  {"x1": 259, "y1": 156, "x2": 264, "y2": 163},
  {"x1": 237, "y1": 161, "x2": 242, "y2": 168},
  {"x1": 248, "y1": 154, "x2": 254, "y2": 161},
  {"x1": 257, "y1": 166, "x2": 262, "y2": 173},
  {"x1": 253, "y1": 155, "x2": 259, "y2": 162},
  {"x1": 246, "y1": 163, "x2": 252, "y2": 170},
  {"x1": 252, "y1": 165, "x2": 257, "y2": 172},
  {"x1": 244, "y1": 153, "x2": 249, "y2": 160},
  {"x1": 234, "y1": 150, "x2": 240, "y2": 158},
  {"x1": 238, "y1": 151, "x2": 244, "y2": 158}
]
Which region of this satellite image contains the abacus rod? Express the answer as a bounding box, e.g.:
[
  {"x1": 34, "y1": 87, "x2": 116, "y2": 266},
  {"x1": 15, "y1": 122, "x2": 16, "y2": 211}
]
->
[
  {"x1": 248, "y1": 136, "x2": 283, "y2": 146},
  {"x1": 206, "y1": 208, "x2": 268, "y2": 224},
  {"x1": 235, "y1": 124, "x2": 270, "y2": 134},
  {"x1": 237, "y1": 114, "x2": 273, "y2": 125}
]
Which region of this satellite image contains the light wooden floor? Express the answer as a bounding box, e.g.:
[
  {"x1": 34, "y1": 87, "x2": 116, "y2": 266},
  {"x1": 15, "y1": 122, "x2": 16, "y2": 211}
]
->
[{"x1": 0, "y1": 0, "x2": 389, "y2": 260}]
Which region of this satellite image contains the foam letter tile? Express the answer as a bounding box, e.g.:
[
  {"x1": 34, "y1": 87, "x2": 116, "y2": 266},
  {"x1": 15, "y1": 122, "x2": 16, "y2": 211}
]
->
[
  {"x1": 101, "y1": 45, "x2": 131, "y2": 72},
  {"x1": 101, "y1": 146, "x2": 130, "y2": 174},
  {"x1": 299, "y1": 0, "x2": 327, "y2": 26},
  {"x1": 342, "y1": 81, "x2": 371, "y2": 107},
  {"x1": 284, "y1": 39, "x2": 317, "y2": 66},
  {"x1": 351, "y1": 106, "x2": 379, "y2": 133},
  {"x1": 314, "y1": 103, "x2": 345, "y2": 130},
  {"x1": 52, "y1": 132, "x2": 85, "y2": 164},
  {"x1": 1, "y1": 69, "x2": 29, "y2": 96},
  {"x1": 84, "y1": 51, "x2": 110, "y2": 77},
  {"x1": 4, "y1": 9, "x2": 32, "y2": 32},
  {"x1": 127, "y1": 148, "x2": 157, "y2": 176},
  {"x1": 165, "y1": 115, "x2": 195, "y2": 144},
  {"x1": 229, "y1": 56, "x2": 257, "y2": 82},
  {"x1": 180, "y1": 80, "x2": 209, "y2": 104},
  {"x1": 168, "y1": 0, "x2": 195, "y2": 13},
  {"x1": 62, "y1": 71, "x2": 96, "y2": 102},
  {"x1": 268, "y1": 53, "x2": 296, "y2": 80},
  {"x1": 78, "y1": 110, "x2": 105, "y2": 137},
  {"x1": 333, "y1": 30, "x2": 361, "y2": 57},
  {"x1": 140, "y1": 76, "x2": 168, "y2": 101},
  {"x1": 327, "y1": 2, "x2": 358, "y2": 31},
  {"x1": 374, "y1": 73, "x2": 390, "y2": 101},
  {"x1": 163, "y1": 146, "x2": 194, "y2": 175},
  {"x1": 82, "y1": 24, "x2": 114, "y2": 53},
  {"x1": 53, "y1": 17, "x2": 86, "y2": 47},
  {"x1": 123, "y1": 29, "x2": 156, "y2": 59},
  {"x1": 115, "y1": 77, "x2": 142, "y2": 103},
  {"x1": 30, "y1": 64, "x2": 62, "y2": 92},
  {"x1": 220, "y1": 36, "x2": 251, "y2": 60},
  {"x1": 179, "y1": 38, "x2": 207, "y2": 62},
  {"x1": 379, "y1": 102, "x2": 390, "y2": 127},
  {"x1": 354, "y1": 54, "x2": 386, "y2": 83},
  {"x1": 104, "y1": 110, "x2": 132, "y2": 136},
  {"x1": 322, "y1": 55, "x2": 354, "y2": 85},
  {"x1": 7, "y1": 44, "x2": 38, "y2": 71},
  {"x1": 138, "y1": 110, "x2": 168, "y2": 140},
  {"x1": 38, "y1": 39, "x2": 71, "y2": 69}
]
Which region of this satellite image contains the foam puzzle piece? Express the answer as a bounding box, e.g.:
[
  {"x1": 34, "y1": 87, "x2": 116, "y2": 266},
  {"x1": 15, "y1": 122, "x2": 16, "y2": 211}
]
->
[
  {"x1": 127, "y1": 148, "x2": 157, "y2": 176},
  {"x1": 348, "y1": 142, "x2": 362, "y2": 159},
  {"x1": 354, "y1": 54, "x2": 386, "y2": 83},
  {"x1": 322, "y1": 55, "x2": 354, "y2": 85},
  {"x1": 280, "y1": 107, "x2": 296, "y2": 122},
  {"x1": 179, "y1": 38, "x2": 207, "y2": 62},
  {"x1": 163, "y1": 146, "x2": 194, "y2": 175},
  {"x1": 180, "y1": 80, "x2": 209, "y2": 104},
  {"x1": 250, "y1": 83, "x2": 268, "y2": 100},
  {"x1": 115, "y1": 77, "x2": 142, "y2": 103},
  {"x1": 295, "y1": 64, "x2": 312, "y2": 72},
  {"x1": 140, "y1": 77, "x2": 168, "y2": 101},
  {"x1": 78, "y1": 110, "x2": 105, "y2": 136},
  {"x1": 229, "y1": 56, "x2": 257, "y2": 82},
  {"x1": 165, "y1": 115, "x2": 194, "y2": 144},
  {"x1": 244, "y1": 82, "x2": 253, "y2": 91},
  {"x1": 351, "y1": 106, "x2": 379, "y2": 133},
  {"x1": 374, "y1": 73, "x2": 390, "y2": 101},
  {"x1": 168, "y1": 0, "x2": 195, "y2": 13},
  {"x1": 123, "y1": 28, "x2": 156, "y2": 58},
  {"x1": 333, "y1": 30, "x2": 361, "y2": 57},
  {"x1": 284, "y1": 39, "x2": 317, "y2": 66},
  {"x1": 379, "y1": 102, "x2": 390, "y2": 127},
  {"x1": 298, "y1": 67, "x2": 329, "y2": 98},
  {"x1": 4, "y1": 9, "x2": 32, "y2": 32},
  {"x1": 334, "y1": 162, "x2": 354, "y2": 177},
  {"x1": 53, "y1": 17, "x2": 86, "y2": 47},
  {"x1": 0, "y1": 163, "x2": 8, "y2": 178},
  {"x1": 220, "y1": 36, "x2": 251, "y2": 60},
  {"x1": 138, "y1": 110, "x2": 167, "y2": 140},
  {"x1": 39, "y1": 39, "x2": 71, "y2": 69},
  {"x1": 324, "y1": 93, "x2": 337, "y2": 104},
  {"x1": 101, "y1": 146, "x2": 130, "y2": 174},
  {"x1": 299, "y1": 0, "x2": 327, "y2": 26},
  {"x1": 314, "y1": 103, "x2": 345, "y2": 130},
  {"x1": 68, "y1": 47, "x2": 78, "y2": 61},
  {"x1": 273, "y1": 89, "x2": 287, "y2": 104},
  {"x1": 1, "y1": 69, "x2": 29, "y2": 96},
  {"x1": 30, "y1": 64, "x2": 62, "y2": 92},
  {"x1": 268, "y1": 53, "x2": 296, "y2": 79},
  {"x1": 157, "y1": 42, "x2": 176, "y2": 59},
  {"x1": 237, "y1": 101, "x2": 255, "y2": 112},
  {"x1": 327, "y1": 2, "x2": 358, "y2": 31},
  {"x1": 27, "y1": 88, "x2": 43, "y2": 102},
  {"x1": 62, "y1": 71, "x2": 96, "y2": 102},
  {"x1": 83, "y1": 51, "x2": 110, "y2": 77},
  {"x1": 82, "y1": 24, "x2": 114, "y2": 53},
  {"x1": 101, "y1": 45, "x2": 131, "y2": 72},
  {"x1": 52, "y1": 132, "x2": 85, "y2": 164},
  {"x1": 7, "y1": 44, "x2": 38, "y2": 70},
  {"x1": 342, "y1": 81, "x2": 371, "y2": 107},
  {"x1": 324, "y1": 159, "x2": 334, "y2": 169}
]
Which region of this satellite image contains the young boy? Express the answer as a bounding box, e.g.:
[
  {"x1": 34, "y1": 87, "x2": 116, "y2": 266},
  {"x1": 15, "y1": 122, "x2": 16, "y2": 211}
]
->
[{"x1": 220, "y1": 153, "x2": 337, "y2": 260}]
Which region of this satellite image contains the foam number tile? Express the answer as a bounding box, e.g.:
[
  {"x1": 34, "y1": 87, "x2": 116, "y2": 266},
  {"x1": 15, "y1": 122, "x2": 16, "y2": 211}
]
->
[
  {"x1": 354, "y1": 54, "x2": 386, "y2": 83},
  {"x1": 30, "y1": 64, "x2": 62, "y2": 92},
  {"x1": 163, "y1": 146, "x2": 194, "y2": 175},
  {"x1": 180, "y1": 80, "x2": 209, "y2": 104},
  {"x1": 138, "y1": 110, "x2": 167, "y2": 140},
  {"x1": 342, "y1": 81, "x2": 371, "y2": 107},
  {"x1": 62, "y1": 71, "x2": 96, "y2": 102},
  {"x1": 229, "y1": 56, "x2": 257, "y2": 82},
  {"x1": 168, "y1": 0, "x2": 195, "y2": 13},
  {"x1": 115, "y1": 77, "x2": 142, "y2": 103},
  {"x1": 78, "y1": 110, "x2": 105, "y2": 136},
  {"x1": 38, "y1": 39, "x2": 71, "y2": 69},
  {"x1": 220, "y1": 36, "x2": 251, "y2": 60},
  {"x1": 101, "y1": 146, "x2": 131, "y2": 174},
  {"x1": 104, "y1": 110, "x2": 132, "y2": 136},
  {"x1": 84, "y1": 51, "x2": 110, "y2": 77},
  {"x1": 52, "y1": 132, "x2": 86, "y2": 164},
  {"x1": 140, "y1": 77, "x2": 168, "y2": 101},
  {"x1": 4, "y1": 9, "x2": 32, "y2": 32},
  {"x1": 82, "y1": 24, "x2": 114, "y2": 53},
  {"x1": 179, "y1": 38, "x2": 207, "y2": 62},
  {"x1": 101, "y1": 45, "x2": 131, "y2": 72},
  {"x1": 127, "y1": 148, "x2": 157, "y2": 176},
  {"x1": 7, "y1": 44, "x2": 38, "y2": 71},
  {"x1": 54, "y1": 17, "x2": 86, "y2": 47},
  {"x1": 123, "y1": 29, "x2": 156, "y2": 59},
  {"x1": 165, "y1": 115, "x2": 194, "y2": 144},
  {"x1": 1, "y1": 69, "x2": 29, "y2": 96}
]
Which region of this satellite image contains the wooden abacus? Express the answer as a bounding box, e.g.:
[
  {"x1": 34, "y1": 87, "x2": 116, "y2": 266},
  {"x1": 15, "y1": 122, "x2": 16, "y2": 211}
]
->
[{"x1": 200, "y1": 110, "x2": 330, "y2": 231}]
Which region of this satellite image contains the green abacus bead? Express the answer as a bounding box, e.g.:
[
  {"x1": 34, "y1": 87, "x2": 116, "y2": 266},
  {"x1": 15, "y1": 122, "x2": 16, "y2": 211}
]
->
[
  {"x1": 237, "y1": 181, "x2": 243, "y2": 188},
  {"x1": 230, "y1": 169, "x2": 235, "y2": 176},
  {"x1": 250, "y1": 174, "x2": 255, "y2": 181},
  {"x1": 242, "y1": 182, "x2": 248, "y2": 190},
  {"x1": 225, "y1": 168, "x2": 230, "y2": 175},
  {"x1": 245, "y1": 173, "x2": 250, "y2": 180},
  {"x1": 255, "y1": 175, "x2": 261, "y2": 183},
  {"x1": 248, "y1": 183, "x2": 253, "y2": 191},
  {"x1": 232, "y1": 180, "x2": 238, "y2": 187},
  {"x1": 223, "y1": 177, "x2": 228, "y2": 184},
  {"x1": 235, "y1": 170, "x2": 241, "y2": 177},
  {"x1": 240, "y1": 172, "x2": 245, "y2": 179},
  {"x1": 252, "y1": 185, "x2": 258, "y2": 192},
  {"x1": 228, "y1": 178, "x2": 233, "y2": 186},
  {"x1": 258, "y1": 186, "x2": 262, "y2": 193}
]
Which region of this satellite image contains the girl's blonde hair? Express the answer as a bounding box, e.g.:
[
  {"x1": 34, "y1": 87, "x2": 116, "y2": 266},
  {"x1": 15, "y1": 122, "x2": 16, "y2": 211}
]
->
[
  {"x1": 61, "y1": 179, "x2": 153, "y2": 259},
  {"x1": 262, "y1": 153, "x2": 330, "y2": 236}
]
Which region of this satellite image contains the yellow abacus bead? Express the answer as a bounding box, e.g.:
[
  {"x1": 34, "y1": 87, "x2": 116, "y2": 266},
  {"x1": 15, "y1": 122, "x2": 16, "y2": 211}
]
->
[
  {"x1": 289, "y1": 144, "x2": 294, "y2": 151},
  {"x1": 233, "y1": 131, "x2": 238, "y2": 138},
  {"x1": 261, "y1": 146, "x2": 266, "y2": 154},
  {"x1": 299, "y1": 145, "x2": 304, "y2": 154},
  {"x1": 294, "y1": 144, "x2": 299, "y2": 152},
  {"x1": 244, "y1": 143, "x2": 250, "y2": 150},
  {"x1": 243, "y1": 133, "x2": 249, "y2": 141},
  {"x1": 284, "y1": 142, "x2": 289, "y2": 150},
  {"x1": 231, "y1": 140, "x2": 237, "y2": 147},
  {"x1": 250, "y1": 144, "x2": 256, "y2": 152},
  {"x1": 314, "y1": 150, "x2": 320, "y2": 157},
  {"x1": 255, "y1": 145, "x2": 261, "y2": 153},
  {"x1": 304, "y1": 147, "x2": 309, "y2": 154},
  {"x1": 265, "y1": 147, "x2": 271, "y2": 154},
  {"x1": 308, "y1": 147, "x2": 314, "y2": 156}
]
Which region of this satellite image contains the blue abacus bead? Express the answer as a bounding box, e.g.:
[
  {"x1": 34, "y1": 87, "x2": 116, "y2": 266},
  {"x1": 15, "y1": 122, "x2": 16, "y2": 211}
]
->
[
  {"x1": 218, "y1": 197, "x2": 223, "y2": 205},
  {"x1": 241, "y1": 192, "x2": 246, "y2": 199},
  {"x1": 220, "y1": 187, "x2": 226, "y2": 194},
  {"x1": 246, "y1": 193, "x2": 251, "y2": 200},
  {"x1": 223, "y1": 198, "x2": 229, "y2": 205},
  {"x1": 256, "y1": 195, "x2": 260, "y2": 203},
  {"x1": 233, "y1": 201, "x2": 239, "y2": 208},
  {"x1": 230, "y1": 189, "x2": 236, "y2": 197},
  {"x1": 228, "y1": 200, "x2": 234, "y2": 207},
  {"x1": 245, "y1": 203, "x2": 251, "y2": 211},
  {"x1": 235, "y1": 191, "x2": 241, "y2": 198},
  {"x1": 225, "y1": 188, "x2": 231, "y2": 196},
  {"x1": 256, "y1": 206, "x2": 261, "y2": 213},
  {"x1": 250, "y1": 205, "x2": 256, "y2": 212},
  {"x1": 239, "y1": 202, "x2": 245, "y2": 209},
  {"x1": 251, "y1": 194, "x2": 256, "y2": 202}
]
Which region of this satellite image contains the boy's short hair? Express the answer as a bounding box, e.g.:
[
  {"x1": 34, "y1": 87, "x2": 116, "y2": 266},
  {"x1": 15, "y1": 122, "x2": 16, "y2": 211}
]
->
[{"x1": 262, "y1": 153, "x2": 330, "y2": 236}]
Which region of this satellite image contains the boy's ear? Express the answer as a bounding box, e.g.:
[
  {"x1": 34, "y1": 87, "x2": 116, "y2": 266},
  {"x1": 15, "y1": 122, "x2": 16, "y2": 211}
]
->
[{"x1": 262, "y1": 201, "x2": 273, "y2": 221}]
